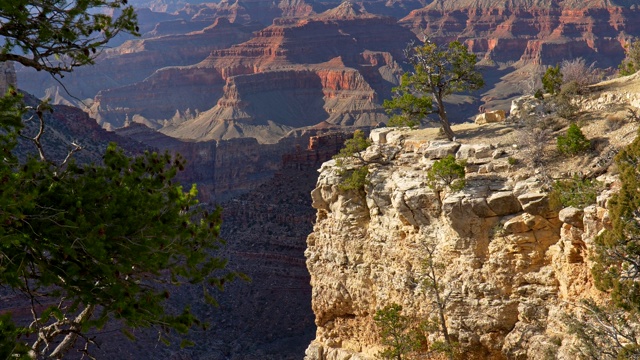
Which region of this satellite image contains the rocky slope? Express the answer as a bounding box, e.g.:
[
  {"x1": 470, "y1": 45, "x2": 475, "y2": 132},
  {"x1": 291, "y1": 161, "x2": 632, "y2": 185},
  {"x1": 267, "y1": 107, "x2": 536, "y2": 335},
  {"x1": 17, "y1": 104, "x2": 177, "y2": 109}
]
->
[{"x1": 303, "y1": 75, "x2": 640, "y2": 359}]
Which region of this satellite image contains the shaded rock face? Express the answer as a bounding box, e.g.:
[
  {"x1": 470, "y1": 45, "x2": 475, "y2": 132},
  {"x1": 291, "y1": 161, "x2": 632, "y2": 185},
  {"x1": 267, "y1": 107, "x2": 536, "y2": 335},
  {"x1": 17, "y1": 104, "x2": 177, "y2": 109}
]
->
[
  {"x1": 400, "y1": 0, "x2": 640, "y2": 67},
  {"x1": 90, "y1": 8, "x2": 414, "y2": 142},
  {"x1": 14, "y1": 93, "x2": 145, "y2": 164},
  {"x1": 17, "y1": 18, "x2": 259, "y2": 103},
  {"x1": 115, "y1": 122, "x2": 355, "y2": 202},
  {"x1": 84, "y1": 129, "x2": 348, "y2": 360},
  {"x1": 0, "y1": 62, "x2": 17, "y2": 95},
  {"x1": 304, "y1": 129, "x2": 608, "y2": 359}
]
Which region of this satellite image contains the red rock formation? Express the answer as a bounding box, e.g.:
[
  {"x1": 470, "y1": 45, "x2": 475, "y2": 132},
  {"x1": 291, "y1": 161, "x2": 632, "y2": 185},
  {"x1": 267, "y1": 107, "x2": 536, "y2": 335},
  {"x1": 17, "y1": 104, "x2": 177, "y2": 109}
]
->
[
  {"x1": 17, "y1": 18, "x2": 259, "y2": 103},
  {"x1": 92, "y1": 3, "x2": 414, "y2": 142},
  {"x1": 400, "y1": 0, "x2": 640, "y2": 67}
]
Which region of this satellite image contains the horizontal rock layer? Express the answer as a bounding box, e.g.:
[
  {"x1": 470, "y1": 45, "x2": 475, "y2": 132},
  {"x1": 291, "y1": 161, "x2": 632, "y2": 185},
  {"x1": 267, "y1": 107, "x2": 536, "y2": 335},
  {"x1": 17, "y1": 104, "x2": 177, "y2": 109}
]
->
[{"x1": 400, "y1": 1, "x2": 640, "y2": 67}]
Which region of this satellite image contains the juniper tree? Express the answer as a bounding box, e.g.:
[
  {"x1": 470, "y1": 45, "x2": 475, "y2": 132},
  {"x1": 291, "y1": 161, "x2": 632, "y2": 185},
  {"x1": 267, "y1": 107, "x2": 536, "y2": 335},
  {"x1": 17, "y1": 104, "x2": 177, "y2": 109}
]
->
[{"x1": 384, "y1": 40, "x2": 484, "y2": 140}]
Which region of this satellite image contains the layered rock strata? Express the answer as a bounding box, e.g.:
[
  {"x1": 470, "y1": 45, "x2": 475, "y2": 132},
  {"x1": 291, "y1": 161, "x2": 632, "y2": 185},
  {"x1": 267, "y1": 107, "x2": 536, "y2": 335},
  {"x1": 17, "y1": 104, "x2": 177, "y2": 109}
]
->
[
  {"x1": 17, "y1": 18, "x2": 258, "y2": 103},
  {"x1": 400, "y1": 0, "x2": 640, "y2": 67},
  {"x1": 304, "y1": 126, "x2": 615, "y2": 359},
  {"x1": 90, "y1": 3, "x2": 414, "y2": 142}
]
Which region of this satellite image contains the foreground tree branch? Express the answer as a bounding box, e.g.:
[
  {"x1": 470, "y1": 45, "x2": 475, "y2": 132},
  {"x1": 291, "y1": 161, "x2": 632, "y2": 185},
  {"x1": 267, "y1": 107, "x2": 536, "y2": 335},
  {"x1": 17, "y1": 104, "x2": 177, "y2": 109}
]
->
[
  {"x1": 0, "y1": 2, "x2": 244, "y2": 357},
  {"x1": 0, "y1": 0, "x2": 139, "y2": 76}
]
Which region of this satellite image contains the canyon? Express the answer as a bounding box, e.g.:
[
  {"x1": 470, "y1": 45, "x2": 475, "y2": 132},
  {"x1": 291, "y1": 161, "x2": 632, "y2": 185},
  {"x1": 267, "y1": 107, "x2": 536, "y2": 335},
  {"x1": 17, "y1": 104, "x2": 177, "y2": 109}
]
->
[{"x1": 7, "y1": 0, "x2": 640, "y2": 358}]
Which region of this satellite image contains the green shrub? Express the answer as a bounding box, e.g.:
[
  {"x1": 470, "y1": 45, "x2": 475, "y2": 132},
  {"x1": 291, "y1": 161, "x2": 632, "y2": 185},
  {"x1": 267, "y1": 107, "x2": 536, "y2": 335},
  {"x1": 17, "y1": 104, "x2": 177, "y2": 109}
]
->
[
  {"x1": 338, "y1": 166, "x2": 369, "y2": 193},
  {"x1": 557, "y1": 123, "x2": 590, "y2": 156},
  {"x1": 542, "y1": 64, "x2": 562, "y2": 95},
  {"x1": 333, "y1": 130, "x2": 372, "y2": 194},
  {"x1": 534, "y1": 89, "x2": 544, "y2": 100},
  {"x1": 427, "y1": 155, "x2": 466, "y2": 192},
  {"x1": 549, "y1": 175, "x2": 602, "y2": 209},
  {"x1": 333, "y1": 130, "x2": 371, "y2": 167},
  {"x1": 374, "y1": 304, "x2": 422, "y2": 360}
]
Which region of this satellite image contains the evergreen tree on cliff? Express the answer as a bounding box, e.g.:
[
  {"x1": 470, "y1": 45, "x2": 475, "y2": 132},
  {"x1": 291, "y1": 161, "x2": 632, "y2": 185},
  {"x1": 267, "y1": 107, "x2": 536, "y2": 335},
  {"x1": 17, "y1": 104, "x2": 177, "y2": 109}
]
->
[
  {"x1": 566, "y1": 128, "x2": 640, "y2": 359},
  {"x1": 384, "y1": 40, "x2": 484, "y2": 140},
  {"x1": 594, "y1": 128, "x2": 640, "y2": 312},
  {"x1": 0, "y1": 1, "x2": 240, "y2": 358}
]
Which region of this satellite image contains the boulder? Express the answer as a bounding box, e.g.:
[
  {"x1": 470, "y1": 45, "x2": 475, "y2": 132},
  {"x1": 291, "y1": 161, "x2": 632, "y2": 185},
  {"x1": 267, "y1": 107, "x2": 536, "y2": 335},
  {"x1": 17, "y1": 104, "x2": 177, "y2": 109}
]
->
[
  {"x1": 369, "y1": 128, "x2": 394, "y2": 145},
  {"x1": 559, "y1": 207, "x2": 584, "y2": 229},
  {"x1": 487, "y1": 191, "x2": 523, "y2": 216},
  {"x1": 518, "y1": 192, "x2": 554, "y2": 217},
  {"x1": 475, "y1": 110, "x2": 506, "y2": 125},
  {"x1": 423, "y1": 140, "x2": 461, "y2": 159}
]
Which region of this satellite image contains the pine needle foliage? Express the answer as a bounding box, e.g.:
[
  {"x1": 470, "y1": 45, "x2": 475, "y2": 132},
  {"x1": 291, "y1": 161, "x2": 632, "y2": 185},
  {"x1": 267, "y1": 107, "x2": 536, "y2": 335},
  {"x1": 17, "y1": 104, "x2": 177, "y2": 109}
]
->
[
  {"x1": 374, "y1": 304, "x2": 422, "y2": 360},
  {"x1": 593, "y1": 129, "x2": 640, "y2": 313},
  {"x1": 0, "y1": 94, "x2": 242, "y2": 357},
  {"x1": 427, "y1": 155, "x2": 466, "y2": 192},
  {"x1": 0, "y1": 0, "x2": 139, "y2": 76},
  {"x1": 557, "y1": 123, "x2": 590, "y2": 156}
]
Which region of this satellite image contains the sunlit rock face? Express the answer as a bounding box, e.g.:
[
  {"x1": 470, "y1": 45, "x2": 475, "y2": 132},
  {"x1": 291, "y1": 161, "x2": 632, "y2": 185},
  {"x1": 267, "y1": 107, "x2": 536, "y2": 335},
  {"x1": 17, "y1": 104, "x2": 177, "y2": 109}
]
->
[
  {"x1": 304, "y1": 126, "x2": 613, "y2": 359},
  {"x1": 400, "y1": 0, "x2": 640, "y2": 67}
]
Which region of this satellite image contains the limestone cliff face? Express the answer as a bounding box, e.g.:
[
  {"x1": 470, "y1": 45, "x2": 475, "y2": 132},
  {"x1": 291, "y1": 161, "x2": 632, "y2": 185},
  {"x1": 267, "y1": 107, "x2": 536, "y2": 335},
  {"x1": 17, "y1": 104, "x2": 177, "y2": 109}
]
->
[{"x1": 304, "y1": 128, "x2": 612, "y2": 359}]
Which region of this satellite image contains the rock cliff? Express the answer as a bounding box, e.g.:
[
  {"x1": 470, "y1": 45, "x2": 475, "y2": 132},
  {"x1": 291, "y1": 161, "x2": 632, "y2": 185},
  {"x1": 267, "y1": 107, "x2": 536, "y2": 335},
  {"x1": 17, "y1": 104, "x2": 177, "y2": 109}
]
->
[{"x1": 303, "y1": 77, "x2": 640, "y2": 359}]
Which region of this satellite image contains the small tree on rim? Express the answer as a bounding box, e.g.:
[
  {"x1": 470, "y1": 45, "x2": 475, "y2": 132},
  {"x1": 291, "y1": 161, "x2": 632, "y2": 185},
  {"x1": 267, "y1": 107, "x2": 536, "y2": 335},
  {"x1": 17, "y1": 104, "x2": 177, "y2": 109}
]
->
[{"x1": 384, "y1": 40, "x2": 484, "y2": 140}]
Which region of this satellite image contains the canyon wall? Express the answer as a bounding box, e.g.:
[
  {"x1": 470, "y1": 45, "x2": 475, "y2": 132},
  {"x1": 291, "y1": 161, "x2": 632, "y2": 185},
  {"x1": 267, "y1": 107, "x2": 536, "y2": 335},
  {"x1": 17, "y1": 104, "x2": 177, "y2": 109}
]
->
[
  {"x1": 400, "y1": 1, "x2": 640, "y2": 68},
  {"x1": 88, "y1": 3, "x2": 414, "y2": 141},
  {"x1": 83, "y1": 129, "x2": 350, "y2": 360},
  {"x1": 115, "y1": 122, "x2": 358, "y2": 202}
]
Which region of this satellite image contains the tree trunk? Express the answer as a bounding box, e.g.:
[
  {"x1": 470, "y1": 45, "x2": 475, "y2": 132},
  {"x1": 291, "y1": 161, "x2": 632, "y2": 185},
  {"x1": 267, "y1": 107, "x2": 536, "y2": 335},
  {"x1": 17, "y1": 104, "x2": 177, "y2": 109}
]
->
[
  {"x1": 435, "y1": 95, "x2": 455, "y2": 141},
  {"x1": 429, "y1": 261, "x2": 453, "y2": 360}
]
